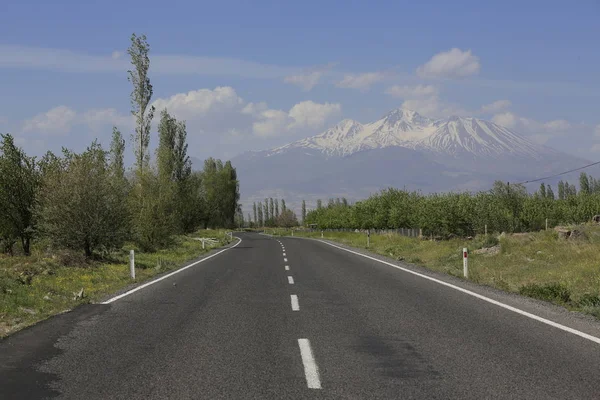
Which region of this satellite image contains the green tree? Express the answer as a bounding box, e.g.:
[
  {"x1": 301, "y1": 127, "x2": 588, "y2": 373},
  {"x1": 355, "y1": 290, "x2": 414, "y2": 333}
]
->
[
  {"x1": 253, "y1": 202, "x2": 257, "y2": 225},
  {"x1": 263, "y1": 200, "x2": 269, "y2": 227},
  {"x1": 128, "y1": 33, "x2": 155, "y2": 175},
  {"x1": 277, "y1": 209, "x2": 299, "y2": 228},
  {"x1": 568, "y1": 183, "x2": 577, "y2": 197},
  {"x1": 301, "y1": 200, "x2": 306, "y2": 224},
  {"x1": 200, "y1": 158, "x2": 239, "y2": 229},
  {"x1": 274, "y1": 198, "x2": 280, "y2": 221},
  {"x1": 317, "y1": 199, "x2": 322, "y2": 209},
  {"x1": 546, "y1": 185, "x2": 555, "y2": 200},
  {"x1": 257, "y1": 201, "x2": 263, "y2": 227},
  {"x1": 0, "y1": 134, "x2": 39, "y2": 255},
  {"x1": 38, "y1": 142, "x2": 127, "y2": 257},
  {"x1": 156, "y1": 109, "x2": 178, "y2": 182},
  {"x1": 152, "y1": 109, "x2": 179, "y2": 236},
  {"x1": 538, "y1": 183, "x2": 546, "y2": 199},
  {"x1": 580, "y1": 172, "x2": 591, "y2": 195},
  {"x1": 558, "y1": 180, "x2": 565, "y2": 200},
  {"x1": 108, "y1": 127, "x2": 130, "y2": 244}
]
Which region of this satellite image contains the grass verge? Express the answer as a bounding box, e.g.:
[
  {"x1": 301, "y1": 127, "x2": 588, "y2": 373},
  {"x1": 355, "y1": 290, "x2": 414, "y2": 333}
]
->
[
  {"x1": 0, "y1": 229, "x2": 233, "y2": 337},
  {"x1": 272, "y1": 226, "x2": 600, "y2": 319}
]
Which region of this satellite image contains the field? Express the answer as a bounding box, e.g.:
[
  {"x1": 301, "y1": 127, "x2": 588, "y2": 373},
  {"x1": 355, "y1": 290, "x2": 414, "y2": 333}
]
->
[
  {"x1": 0, "y1": 230, "x2": 233, "y2": 337},
  {"x1": 270, "y1": 226, "x2": 600, "y2": 318}
]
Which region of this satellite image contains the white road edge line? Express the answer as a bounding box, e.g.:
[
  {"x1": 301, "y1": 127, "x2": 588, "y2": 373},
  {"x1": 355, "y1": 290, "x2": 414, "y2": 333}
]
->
[
  {"x1": 102, "y1": 237, "x2": 242, "y2": 304},
  {"x1": 298, "y1": 338, "x2": 322, "y2": 389},
  {"x1": 318, "y1": 239, "x2": 600, "y2": 345},
  {"x1": 291, "y1": 294, "x2": 300, "y2": 311},
  {"x1": 285, "y1": 265, "x2": 290, "y2": 271},
  {"x1": 288, "y1": 276, "x2": 295, "y2": 284}
]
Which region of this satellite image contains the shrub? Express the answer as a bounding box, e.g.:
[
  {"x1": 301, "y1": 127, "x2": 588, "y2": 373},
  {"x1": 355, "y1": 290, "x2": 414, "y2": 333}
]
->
[{"x1": 519, "y1": 282, "x2": 571, "y2": 304}]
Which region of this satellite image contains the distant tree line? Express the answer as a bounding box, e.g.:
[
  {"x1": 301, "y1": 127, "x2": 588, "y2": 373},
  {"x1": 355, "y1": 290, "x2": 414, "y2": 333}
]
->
[
  {"x1": 303, "y1": 174, "x2": 600, "y2": 237},
  {"x1": 249, "y1": 198, "x2": 298, "y2": 228},
  {"x1": 0, "y1": 33, "x2": 239, "y2": 257}
]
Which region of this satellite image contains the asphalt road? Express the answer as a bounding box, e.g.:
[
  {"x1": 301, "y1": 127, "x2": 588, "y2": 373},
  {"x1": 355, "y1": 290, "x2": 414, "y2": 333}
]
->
[{"x1": 3, "y1": 232, "x2": 600, "y2": 399}]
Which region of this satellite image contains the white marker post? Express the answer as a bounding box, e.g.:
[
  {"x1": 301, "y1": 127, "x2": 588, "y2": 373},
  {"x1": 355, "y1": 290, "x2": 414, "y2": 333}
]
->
[
  {"x1": 463, "y1": 247, "x2": 468, "y2": 279},
  {"x1": 129, "y1": 250, "x2": 135, "y2": 280},
  {"x1": 201, "y1": 238, "x2": 205, "y2": 249},
  {"x1": 321, "y1": 231, "x2": 323, "y2": 238},
  {"x1": 367, "y1": 229, "x2": 370, "y2": 248}
]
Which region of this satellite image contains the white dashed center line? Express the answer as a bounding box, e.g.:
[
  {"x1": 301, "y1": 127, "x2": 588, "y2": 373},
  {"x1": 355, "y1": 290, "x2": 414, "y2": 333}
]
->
[
  {"x1": 285, "y1": 265, "x2": 290, "y2": 271},
  {"x1": 298, "y1": 339, "x2": 322, "y2": 389},
  {"x1": 291, "y1": 294, "x2": 299, "y2": 311},
  {"x1": 284, "y1": 258, "x2": 288, "y2": 262},
  {"x1": 288, "y1": 276, "x2": 294, "y2": 284}
]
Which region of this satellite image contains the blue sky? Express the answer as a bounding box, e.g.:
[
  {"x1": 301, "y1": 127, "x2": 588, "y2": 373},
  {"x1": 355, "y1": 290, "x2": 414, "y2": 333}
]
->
[{"x1": 1, "y1": 0, "x2": 599, "y2": 162}]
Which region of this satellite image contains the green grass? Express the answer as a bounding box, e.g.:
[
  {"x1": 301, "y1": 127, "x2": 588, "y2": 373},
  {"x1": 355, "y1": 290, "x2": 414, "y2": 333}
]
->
[
  {"x1": 0, "y1": 229, "x2": 233, "y2": 337},
  {"x1": 275, "y1": 226, "x2": 600, "y2": 318}
]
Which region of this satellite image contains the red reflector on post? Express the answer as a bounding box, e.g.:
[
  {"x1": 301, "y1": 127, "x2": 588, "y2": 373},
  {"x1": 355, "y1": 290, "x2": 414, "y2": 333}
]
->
[{"x1": 463, "y1": 251, "x2": 468, "y2": 258}]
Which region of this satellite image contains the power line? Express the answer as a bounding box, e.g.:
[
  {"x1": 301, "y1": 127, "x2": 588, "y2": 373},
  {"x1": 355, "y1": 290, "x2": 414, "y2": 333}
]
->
[{"x1": 512, "y1": 160, "x2": 600, "y2": 185}]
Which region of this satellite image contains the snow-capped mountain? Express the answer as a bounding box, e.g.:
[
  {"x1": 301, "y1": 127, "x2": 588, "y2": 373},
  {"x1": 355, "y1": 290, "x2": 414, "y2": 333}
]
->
[
  {"x1": 412, "y1": 116, "x2": 550, "y2": 159},
  {"x1": 230, "y1": 107, "x2": 588, "y2": 213},
  {"x1": 267, "y1": 108, "x2": 551, "y2": 159}
]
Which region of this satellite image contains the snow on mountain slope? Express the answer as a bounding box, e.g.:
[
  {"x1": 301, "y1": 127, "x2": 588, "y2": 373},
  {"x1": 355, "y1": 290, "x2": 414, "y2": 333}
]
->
[
  {"x1": 411, "y1": 116, "x2": 550, "y2": 158},
  {"x1": 266, "y1": 108, "x2": 549, "y2": 159},
  {"x1": 364, "y1": 108, "x2": 435, "y2": 144},
  {"x1": 269, "y1": 109, "x2": 435, "y2": 157}
]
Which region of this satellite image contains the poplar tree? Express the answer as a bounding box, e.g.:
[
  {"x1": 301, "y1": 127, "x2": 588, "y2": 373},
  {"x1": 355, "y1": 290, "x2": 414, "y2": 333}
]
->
[{"x1": 128, "y1": 33, "x2": 155, "y2": 175}]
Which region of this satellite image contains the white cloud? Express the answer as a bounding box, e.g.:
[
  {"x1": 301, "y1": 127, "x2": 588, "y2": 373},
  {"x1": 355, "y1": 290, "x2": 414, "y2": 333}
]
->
[
  {"x1": 251, "y1": 101, "x2": 341, "y2": 137},
  {"x1": 252, "y1": 109, "x2": 292, "y2": 137},
  {"x1": 401, "y1": 96, "x2": 470, "y2": 119},
  {"x1": 22, "y1": 106, "x2": 77, "y2": 135},
  {"x1": 595, "y1": 124, "x2": 600, "y2": 137},
  {"x1": 544, "y1": 119, "x2": 571, "y2": 131},
  {"x1": 152, "y1": 86, "x2": 244, "y2": 120},
  {"x1": 479, "y1": 100, "x2": 512, "y2": 114},
  {"x1": 491, "y1": 112, "x2": 518, "y2": 128},
  {"x1": 385, "y1": 84, "x2": 438, "y2": 98},
  {"x1": 491, "y1": 112, "x2": 574, "y2": 144},
  {"x1": 111, "y1": 51, "x2": 123, "y2": 60},
  {"x1": 21, "y1": 105, "x2": 133, "y2": 137},
  {"x1": 241, "y1": 102, "x2": 269, "y2": 117},
  {"x1": 336, "y1": 72, "x2": 387, "y2": 90},
  {"x1": 82, "y1": 108, "x2": 134, "y2": 131},
  {"x1": 284, "y1": 63, "x2": 336, "y2": 91},
  {"x1": 287, "y1": 101, "x2": 342, "y2": 129},
  {"x1": 417, "y1": 48, "x2": 480, "y2": 79}
]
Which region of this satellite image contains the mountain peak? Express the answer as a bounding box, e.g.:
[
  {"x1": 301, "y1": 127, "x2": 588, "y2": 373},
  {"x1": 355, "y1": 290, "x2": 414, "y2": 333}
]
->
[
  {"x1": 382, "y1": 108, "x2": 428, "y2": 124},
  {"x1": 266, "y1": 108, "x2": 549, "y2": 159}
]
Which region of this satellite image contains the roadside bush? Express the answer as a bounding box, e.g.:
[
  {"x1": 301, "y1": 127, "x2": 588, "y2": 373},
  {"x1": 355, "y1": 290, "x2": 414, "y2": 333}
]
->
[
  {"x1": 471, "y1": 235, "x2": 499, "y2": 250},
  {"x1": 519, "y1": 282, "x2": 571, "y2": 304},
  {"x1": 577, "y1": 293, "x2": 600, "y2": 308}
]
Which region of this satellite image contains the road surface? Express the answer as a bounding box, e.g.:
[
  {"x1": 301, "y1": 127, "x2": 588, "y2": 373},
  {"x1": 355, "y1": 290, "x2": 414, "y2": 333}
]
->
[{"x1": 2, "y1": 232, "x2": 600, "y2": 399}]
